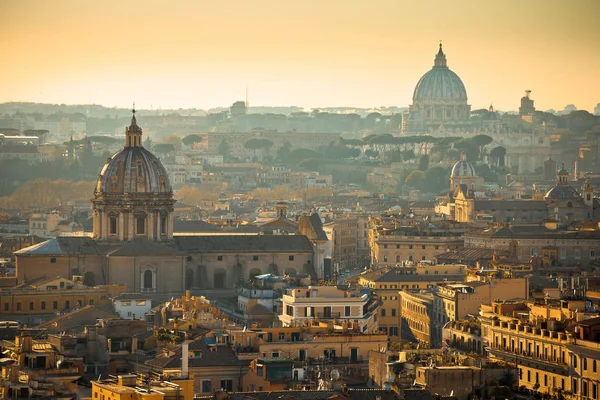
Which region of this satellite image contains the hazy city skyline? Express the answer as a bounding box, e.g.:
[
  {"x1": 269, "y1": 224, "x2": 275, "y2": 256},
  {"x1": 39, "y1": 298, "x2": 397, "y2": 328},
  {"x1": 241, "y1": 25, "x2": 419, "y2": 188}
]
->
[{"x1": 3, "y1": 0, "x2": 600, "y2": 112}]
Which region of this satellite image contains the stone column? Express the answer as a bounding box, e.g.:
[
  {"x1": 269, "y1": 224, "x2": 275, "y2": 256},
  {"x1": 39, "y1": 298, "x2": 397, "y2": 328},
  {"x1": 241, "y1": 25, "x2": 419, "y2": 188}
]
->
[
  {"x1": 168, "y1": 213, "x2": 174, "y2": 239},
  {"x1": 128, "y1": 212, "x2": 134, "y2": 240},
  {"x1": 148, "y1": 212, "x2": 154, "y2": 241},
  {"x1": 118, "y1": 213, "x2": 124, "y2": 241},
  {"x1": 100, "y1": 211, "x2": 107, "y2": 239}
]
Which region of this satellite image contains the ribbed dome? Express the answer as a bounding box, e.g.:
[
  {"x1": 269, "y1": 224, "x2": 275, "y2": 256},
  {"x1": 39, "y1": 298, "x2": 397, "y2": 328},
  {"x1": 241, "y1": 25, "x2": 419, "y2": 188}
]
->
[
  {"x1": 96, "y1": 147, "x2": 171, "y2": 195},
  {"x1": 544, "y1": 185, "x2": 579, "y2": 200},
  {"x1": 451, "y1": 154, "x2": 476, "y2": 178},
  {"x1": 413, "y1": 44, "x2": 467, "y2": 102},
  {"x1": 95, "y1": 112, "x2": 171, "y2": 195}
]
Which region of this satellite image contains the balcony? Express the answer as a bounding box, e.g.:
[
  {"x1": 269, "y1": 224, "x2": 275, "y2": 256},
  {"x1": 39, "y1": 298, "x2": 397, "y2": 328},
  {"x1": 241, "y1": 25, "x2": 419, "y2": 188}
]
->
[
  {"x1": 487, "y1": 347, "x2": 569, "y2": 375},
  {"x1": 317, "y1": 312, "x2": 341, "y2": 319}
]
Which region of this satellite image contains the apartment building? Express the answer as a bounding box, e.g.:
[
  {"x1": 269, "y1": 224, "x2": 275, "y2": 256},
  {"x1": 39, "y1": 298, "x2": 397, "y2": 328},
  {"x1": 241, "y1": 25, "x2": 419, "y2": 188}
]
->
[
  {"x1": 0, "y1": 277, "x2": 122, "y2": 324},
  {"x1": 399, "y1": 289, "x2": 436, "y2": 346},
  {"x1": 323, "y1": 219, "x2": 358, "y2": 271},
  {"x1": 481, "y1": 301, "x2": 600, "y2": 399},
  {"x1": 432, "y1": 277, "x2": 529, "y2": 346},
  {"x1": 278, "y1": 285, "x2": 380, "y2": 333},
  {"x1": 357, "y1": 265, "x2": 466, "y2": 337}
]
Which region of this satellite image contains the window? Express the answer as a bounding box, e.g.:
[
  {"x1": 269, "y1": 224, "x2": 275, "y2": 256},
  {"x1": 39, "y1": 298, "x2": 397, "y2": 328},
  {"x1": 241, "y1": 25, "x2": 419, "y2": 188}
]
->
[
  {"x1": 143, "y1": 270, "x2": 154, "y2": 289},
  {"x1": 253, "y1": 255, "x2": 259, "y2": 261},
  {"x1": 396, "y1": 245, "x2": 400, "y2": 249},
  {"x1": 530, "y1": 248, "x2": 537, "y2": 256},
  {"x1": 160, "y1": 216, "x2": 167, "y2": 234},
  {"x1": 591, "y1": 249, "x2": 596, "y2": 259},
  {"x1": 65, "y1": 300, "x2": 70, "y2": 309},
  {"x1": 109, "y1": 217, "x2": 117, "y2": 235},
  {"x1": 560, "y1": 248, "x2": 566, "y2": 259},
  {"x1": 136, "y1": 217, "x2": 145, "y2": 235},
  {"x1": 29, "y1": 302, "x2": 34, "y2": 311},
  {"x1": 271, "y1": 351, "x2": 279, "y2": 358},
  {"x1": 383, "y1": 244, "x2": 388, "y2": 249},
  {"x1": 389, "y1": 327, "x2": 398, "y2": 336},
  {"x1": 279, "y1": 332, "x2": 285, "y2": 341},
  {"x1": 50, "y1": 257, "x2": 56, "y2": 263},
  {"x1": 201, "y1": 380, "x2": 212, "y2": 393},
  {"x1": 220, "y1": 380, "x2": 233, "y2": 391},
  {"x1": 574, "y1": 249, "x2": 581, "y2": 260},
  {"x1": 257, "y1": 366, "x2": 263, "y2": 376},
  {"x1": 3, "y1": 303, "x2": 8, "y2": 311},
  {"x1": 217, "y1": 255, "x2": 223, "y2": 261},
  {"x1": 383, "y1": 256, "x2": 388, "y2": 262},
  {"x1": 583, "y1": 357, "x2": 587, "y2": 371},
  {"x1": 421, "y1": 245, "x2": 425, "y2": 249},
  {"x1": 16, "y1": 302, "x2": 21, "y2": 311},
  {"x1": 409, "y1": 245, "x2": 413, "y2": 249},
  {"x1": 381, "y1": 309, "x2": 386, "y2": 317},
  {"x1": 289, "y1": 255, "x2": 294, "y2": 261},
  {"x1": 345, "y1": 306, "x2": 351, "y2": 317},
  {"x1": 391, "y1": 308, "x2": 397, "y2": 317},
  {"x1": 89, "y1": 299, "x2": 95, "y2": 306},
  {"x1": 53, "y1": 301, "x2": 58, "y2": 310}
]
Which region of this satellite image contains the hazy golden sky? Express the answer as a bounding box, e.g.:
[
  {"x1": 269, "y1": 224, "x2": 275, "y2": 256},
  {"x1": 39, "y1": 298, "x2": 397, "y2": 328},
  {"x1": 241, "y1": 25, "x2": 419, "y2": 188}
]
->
[{"x1": 2, "y1": 0, "x2": 599, "y2": 112}]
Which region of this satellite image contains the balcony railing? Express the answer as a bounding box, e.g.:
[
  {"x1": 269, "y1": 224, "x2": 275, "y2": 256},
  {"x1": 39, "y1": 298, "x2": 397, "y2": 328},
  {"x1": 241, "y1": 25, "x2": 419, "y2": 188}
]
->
[{"x1": 317, "y1": 312, "x2": 341, "y2": 319}]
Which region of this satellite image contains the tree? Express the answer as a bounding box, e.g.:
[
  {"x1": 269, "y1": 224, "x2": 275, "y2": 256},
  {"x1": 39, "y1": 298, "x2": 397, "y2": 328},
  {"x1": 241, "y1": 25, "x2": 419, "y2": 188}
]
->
[
  {"x1": 162, "y1": 134, "x2": 183, "y2": 151},
  {"x1": 83, "y1": 271, "x2": 96, "y2": 287},
  {"x1": 419, "y1": 154, "x2": 429, "y2": 171},
  {"x1": 490, "y1": 146, "x2": 506, "y2": 167},
  {"x1": 181, "y1": 134, "x2": 202, "y2": 146},
  {"x1": 404, "y1": 170, "x2": 426, "y2": 188},
  {"x1": 364, "y1": 149, "x2": 379, "y2": 158},
  {"x1": 470, "y1": 134, "x2": 493, "y2": 160},
  {"x1": 276, "y1": 141, "x2": 291, "y2": 161},
  {"x1": 217, "y1": 139, "x2": 229, "y2": 156},
  {"x1": 288, "y1": 148, "x2": 321, "y2": 164},
  {"x1": 454, "y1": 140, "x2": 478, "y2": 162},
  {"x1": 423, "y1": 166, "x2": 450, "y2": 193},
  {"x1": 297, "y1": 158, "x2": 321, "y2": 171},
  {"x1": 152, "y1": 143, "x2": 175, "y2": 154}
]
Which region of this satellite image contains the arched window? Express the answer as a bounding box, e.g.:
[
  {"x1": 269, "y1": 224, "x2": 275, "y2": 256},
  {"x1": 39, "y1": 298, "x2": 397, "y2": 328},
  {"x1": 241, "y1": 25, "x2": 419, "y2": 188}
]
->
[{"x1": 142, "y1": 269, "x2": 155, "y2": 291}]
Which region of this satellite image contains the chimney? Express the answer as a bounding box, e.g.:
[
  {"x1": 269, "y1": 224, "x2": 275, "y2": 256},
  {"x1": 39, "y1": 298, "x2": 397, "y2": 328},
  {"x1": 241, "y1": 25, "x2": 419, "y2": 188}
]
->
[{"x1": 181, "y1": 341, "x2": 190, "y2": 378}]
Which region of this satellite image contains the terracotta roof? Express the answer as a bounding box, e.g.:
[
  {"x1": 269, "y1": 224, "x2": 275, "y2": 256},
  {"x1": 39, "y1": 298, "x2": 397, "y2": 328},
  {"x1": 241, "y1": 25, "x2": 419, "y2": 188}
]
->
[{"x1": 154, "y1": 338, "x2": 247, "y2": 369}]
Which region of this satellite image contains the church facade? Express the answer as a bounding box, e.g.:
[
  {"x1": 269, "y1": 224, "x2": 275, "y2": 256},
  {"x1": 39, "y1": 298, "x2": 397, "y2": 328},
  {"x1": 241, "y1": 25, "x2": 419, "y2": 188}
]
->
[{"x1": 15, "y1": 112, "x2": 322, "y2": 295}]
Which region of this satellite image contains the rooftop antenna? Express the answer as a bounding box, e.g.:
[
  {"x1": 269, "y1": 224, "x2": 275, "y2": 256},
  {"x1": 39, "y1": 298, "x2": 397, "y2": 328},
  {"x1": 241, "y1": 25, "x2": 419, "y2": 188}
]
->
[{"x1": 245, "y1": 85, "x2": 249, "y2": 107}]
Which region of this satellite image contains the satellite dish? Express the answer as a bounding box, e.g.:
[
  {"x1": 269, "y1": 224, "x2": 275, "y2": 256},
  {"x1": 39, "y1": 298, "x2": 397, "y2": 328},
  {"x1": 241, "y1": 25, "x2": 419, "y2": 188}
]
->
[{"x1": 330, "y1": 370, "x2": 340, "y2": 381}]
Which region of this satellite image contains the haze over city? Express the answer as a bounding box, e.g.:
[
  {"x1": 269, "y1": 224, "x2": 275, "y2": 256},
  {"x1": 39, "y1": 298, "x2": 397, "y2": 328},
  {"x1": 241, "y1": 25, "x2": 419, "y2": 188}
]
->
[
  {"x1": 2, "y1": 2, "x2": 600, "y2": 399},
  {"x1": 2, "y1": 0, "x2": 600, "y2": 111}
]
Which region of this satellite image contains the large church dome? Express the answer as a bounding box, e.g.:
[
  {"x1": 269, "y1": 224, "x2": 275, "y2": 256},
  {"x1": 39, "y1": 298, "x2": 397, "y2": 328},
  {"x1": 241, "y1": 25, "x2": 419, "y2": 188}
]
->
[
  {"x1": 413, "y1": 44, "x2": 467, "y2": 102},
  {"x1": 95, "y1": 114, "x2": 172, "y2": 195}
]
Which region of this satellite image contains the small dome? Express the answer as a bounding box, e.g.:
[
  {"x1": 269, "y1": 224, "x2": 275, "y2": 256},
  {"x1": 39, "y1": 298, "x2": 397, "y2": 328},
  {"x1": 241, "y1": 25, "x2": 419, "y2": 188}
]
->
[
  {"x1": 413, "y1": 44, "x2": 467, "y2": 102},
  {"x1": 544, "y1": 185, "x2": 580, "y2": 200},
  {"x1": 451, "y1": 155, "x2": 476, "y2": 178}
]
